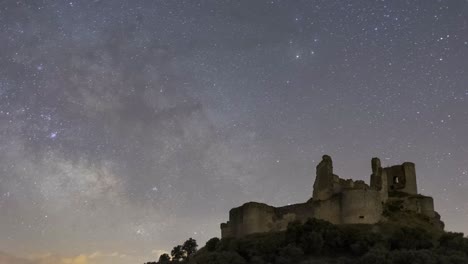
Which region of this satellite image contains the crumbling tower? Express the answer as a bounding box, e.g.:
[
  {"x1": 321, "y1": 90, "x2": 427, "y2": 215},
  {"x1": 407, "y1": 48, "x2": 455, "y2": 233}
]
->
[
  {"x1": 312, "y1": 155, "x2": 335, "y2": 201},
  {"x1": 370, "y1": 157, "x2": 388, "y2": 202},
  {"x1": 383, "y1": 162, "x2": 417, "y2": 195}
]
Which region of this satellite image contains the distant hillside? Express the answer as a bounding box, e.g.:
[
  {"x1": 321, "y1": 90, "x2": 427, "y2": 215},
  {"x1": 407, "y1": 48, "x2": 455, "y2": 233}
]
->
[{"x1": 146, "y1": 209, "x2": 468, "y2": 264}]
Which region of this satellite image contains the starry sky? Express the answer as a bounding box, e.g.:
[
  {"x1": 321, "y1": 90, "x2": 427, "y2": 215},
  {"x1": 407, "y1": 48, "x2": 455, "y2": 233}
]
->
[{"x1": 0, "y1": 0, "x2": 467, "y2": 263}]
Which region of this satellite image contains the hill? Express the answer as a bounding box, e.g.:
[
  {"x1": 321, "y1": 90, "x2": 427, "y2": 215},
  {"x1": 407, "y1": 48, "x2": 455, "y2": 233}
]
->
[{"x1": 146, "y1": 211, "x2": 468, "y2": 264}]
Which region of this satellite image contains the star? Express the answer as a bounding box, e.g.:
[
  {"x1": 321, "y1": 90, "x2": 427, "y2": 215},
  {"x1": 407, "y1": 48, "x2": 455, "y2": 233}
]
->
[{"x1": 49, "y1": 132, "x2": 58, "y2": 139}]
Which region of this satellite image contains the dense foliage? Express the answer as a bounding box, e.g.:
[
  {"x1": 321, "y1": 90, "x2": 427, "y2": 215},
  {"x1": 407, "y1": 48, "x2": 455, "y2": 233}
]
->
[{"x1": 145, "y1": 219, "x2": 468, "y2": 264}]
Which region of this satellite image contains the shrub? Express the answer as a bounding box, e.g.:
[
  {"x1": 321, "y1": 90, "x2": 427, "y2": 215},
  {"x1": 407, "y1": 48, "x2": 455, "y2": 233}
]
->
[
  {"x1": 357, "y1": 248, "x2": 390, "y2": 264},
  {"x1": 278, "y1": 243, "x2": 304, "y2": 263},
  {"x1": 192, "y1": 251, "x2": 247, "y2": 264},
  {"x1": 205, "y1": 237, "x2": 221, "y2": 252},
  {"x1": 438, "y1": 232, "x2": 468, "y2": 253},
  {"x1": 389, "y1": 227, "x2": 433, "y2": 250},
  {"x1": 388, "y1": 249, "x2": 437, "y2": 264},
  {"x1": 299, "y1": 231, "x2": 324, "y2": 254}
]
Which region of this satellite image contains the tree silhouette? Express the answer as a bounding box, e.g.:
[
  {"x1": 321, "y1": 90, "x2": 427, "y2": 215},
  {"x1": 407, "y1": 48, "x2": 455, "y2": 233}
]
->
[
  {"x1": 171, "y1": 245, "x2": 184, "y2": 261},
  {"x1": 158, "y1": 253, "x2": 171, "y2": 263},
  {"x1": 182, "y1": 237, "x2": 198, "y2": 257},
  {"x1": 205, "y1": 237, "x2": 220, "y2": 252}
]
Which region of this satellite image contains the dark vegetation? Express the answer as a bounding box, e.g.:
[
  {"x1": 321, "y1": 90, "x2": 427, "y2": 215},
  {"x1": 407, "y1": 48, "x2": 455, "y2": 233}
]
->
[{"x1": 145, "y1": 214, "x2": 467, "y2": 264}]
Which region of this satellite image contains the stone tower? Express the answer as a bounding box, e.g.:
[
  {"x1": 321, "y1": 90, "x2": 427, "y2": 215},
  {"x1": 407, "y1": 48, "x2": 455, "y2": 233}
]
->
[
  {"x1": 370, "y1": 157, "x2": 388, "y2": 202},
  {"x1": 312, "y1": 155, "x2": 335, "y2": 200},
  {"x1": 383, "y1": 162, "x2": 417, "y2": 195}
]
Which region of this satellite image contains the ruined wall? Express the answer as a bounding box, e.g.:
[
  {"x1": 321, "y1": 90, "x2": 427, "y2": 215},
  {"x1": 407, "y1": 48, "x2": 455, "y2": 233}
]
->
[
  {"x1": 384, "y1": 162, "x2": 417, "y2": 195},
  {"x1": 313, "y1": 195, "x2": 341, "y2": 224},
  {"x1": 221, "y1": 202, "x2": 273, "y2": 237},
  {"x1": 220, "y1": 222, "x2": 233, "y2": 238},
  {"x1": 402, "y1": 162, "x2": 417, "y2": 194},
  {"x1": 418, "y1": 196, "x2": 436, "y2": 217},
  {"x1": 313, "y1": 156, "x2": 376, "y2": 200},
  {"x1": 370, "y1": 157, "x2": 388, "y2": 202},
  {"x1": 340, "y1": 190, "x2": 383, "y2": 224},
  {"x1": 227, "y1": 206, "x2": 243, "y2": 237},
  {"x1": 276, "y1": 202, "x2": 315, "y2": 223},
  {"x1": 273, "y1": 202, "x2": 315, "y2": 231},
  {"x1": 221, "y1": 202, "x2": 318, "y2": 238},
  {"x1": 390, "y1": 195, "x2": 435, "y2": 218},
  {"x1": 220, "y1": 202, "x2": 276, "y2": 238},
  {"x1": 313, "y1": 155, "x2": 335, "y2": 200},
  {"x1": 241, "y1": 202, "x2": 275, "y2": 236}
]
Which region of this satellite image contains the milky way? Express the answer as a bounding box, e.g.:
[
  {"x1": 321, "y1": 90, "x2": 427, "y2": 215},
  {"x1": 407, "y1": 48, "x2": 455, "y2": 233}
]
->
[{"x1": 0, "y1": 1, "x2": 467, "y2": 264}]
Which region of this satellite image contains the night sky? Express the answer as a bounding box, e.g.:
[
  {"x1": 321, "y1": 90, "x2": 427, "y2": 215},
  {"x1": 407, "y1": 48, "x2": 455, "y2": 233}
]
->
[{"x1": 1, "y1": 1, "x2": 467, "y2": 263}]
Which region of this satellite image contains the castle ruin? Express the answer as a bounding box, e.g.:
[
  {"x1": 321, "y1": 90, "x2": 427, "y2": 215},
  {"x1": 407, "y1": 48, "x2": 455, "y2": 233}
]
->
[{"x1": 220, "y1": 155, "x2": 440, "y2": 238}]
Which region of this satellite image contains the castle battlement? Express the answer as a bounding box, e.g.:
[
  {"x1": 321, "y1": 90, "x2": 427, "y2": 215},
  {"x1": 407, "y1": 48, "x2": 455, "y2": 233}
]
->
[{"x1": 221, "y1": 155, "x2": 440, "y2": 238}]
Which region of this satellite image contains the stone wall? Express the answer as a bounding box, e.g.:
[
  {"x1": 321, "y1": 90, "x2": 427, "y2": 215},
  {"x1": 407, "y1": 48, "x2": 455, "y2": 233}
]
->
[
  {"x1": 273, "y1": 202, "x2": 315, "y2": 231},
  {"x1": 221, "y1": 202, "x2": 276, "y2": 238},
  {"x1": 312, "y1": 195, "x2": 342, "y2": 224},
  {"x1": 384, "y1": 162, "x2": 417, "y2": 195},
  {"x1": 402, "y1": 162, "x2": 417, "y2": 194},
  {"x1": 370, "y1": 157, "x2": 389, "y2": 202},
  {"x1": 241, "y1": 202, "x2": 275, "y2": 236},
  {"x1": 340, "y1": 189, "x2": 383, "y2": 224},
  {"x1": 276, "y1": 202, "x2": 315, "y2": 223},
  {"x1": 417, "y1": 196, "x2": 436, "y2": 217},
  {"x1": 313, "y1": 155, "x2": 336, "y2": 200},
  {"x1": 221, "y1": 202, "x2": 318, "y2": 238},
  {"x1": 220, "y1": 222, "x2": 232, "y2": 238},
  {"x1": 389, "y1": 195, "x2": 435, "y2": 218}
]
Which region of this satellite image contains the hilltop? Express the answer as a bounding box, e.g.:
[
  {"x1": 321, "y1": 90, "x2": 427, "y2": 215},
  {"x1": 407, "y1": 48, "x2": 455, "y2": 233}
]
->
[{"x1": 148, "y1": 210, "x2": 468, "y2": 264}]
